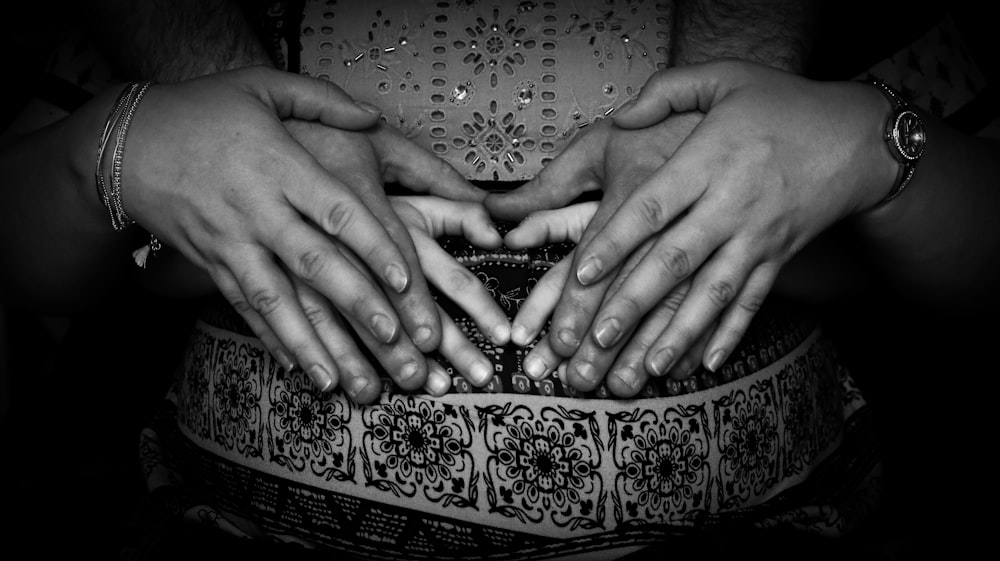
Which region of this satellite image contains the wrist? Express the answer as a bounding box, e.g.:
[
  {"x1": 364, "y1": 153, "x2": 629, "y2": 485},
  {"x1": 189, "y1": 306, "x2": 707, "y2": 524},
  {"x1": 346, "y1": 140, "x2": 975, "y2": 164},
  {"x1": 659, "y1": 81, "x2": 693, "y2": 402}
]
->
[{"x1": 862, "y1": 79, "x2": 928, "y2": 212}]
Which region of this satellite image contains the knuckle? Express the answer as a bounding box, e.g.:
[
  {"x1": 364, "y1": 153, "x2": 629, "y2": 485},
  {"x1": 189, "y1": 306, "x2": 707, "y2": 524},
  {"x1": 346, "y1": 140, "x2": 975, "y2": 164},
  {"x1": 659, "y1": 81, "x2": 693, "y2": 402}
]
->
[
  {"x1": 707, "y1": 280, "x2": 736, "y2": 308},
  {"x1": 227, "y1": 295, "x2": 253, "y2": 315},
  {"x1": 658, "y1": 290, "x2": 684, "y2": 313},
  {"x1": 296, "y1": 248, "x2": 329, "y2": 281},
  {"x1": 446, "y1": 268, "x2": 476, "y2": 292},
  {"x1": 636, "y1": 196, "x2": 667, "y2": 230},
  {"x1": 302, "y1": 303, "x2": 328, "y2": 328},
  {"x1": 616, "y1": 291, "x2": 645, "y2": 318},
  {"x1": 736, "y1": 292, "x2": 765, "y2": 314},
  {"x1": 322, "y1": 199, "x2": 358, "y2": 237},
  {"x1": 249, "y1": 289, "x2": 283, "y2": 318},
  {"x1": 654, "y1": 246, "x2": 691, "y2": 280}
]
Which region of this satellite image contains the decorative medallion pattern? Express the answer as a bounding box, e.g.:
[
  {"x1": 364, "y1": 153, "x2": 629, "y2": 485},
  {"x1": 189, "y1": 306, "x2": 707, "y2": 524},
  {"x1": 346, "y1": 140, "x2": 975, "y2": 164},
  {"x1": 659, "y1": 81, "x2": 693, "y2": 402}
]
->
[{"x1": 300, "y1": 0, "x2": 673, "y2": 180}]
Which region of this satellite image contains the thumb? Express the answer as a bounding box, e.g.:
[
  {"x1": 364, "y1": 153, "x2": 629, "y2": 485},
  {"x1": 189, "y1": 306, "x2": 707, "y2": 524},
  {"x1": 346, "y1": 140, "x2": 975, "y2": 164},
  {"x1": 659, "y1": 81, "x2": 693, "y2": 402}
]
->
[
  {"x1": 504, "y1": 201, "x2": 599, "y2": 249},
  {"x1": 613, "y1": 61, "x2": 734, "y2": 130},
  {"x1": 249, "y1": 66, "x2": 382, "y2": 130},
  {"x1": 485, "y1": 141, "x2": 602, "y2": 221}
]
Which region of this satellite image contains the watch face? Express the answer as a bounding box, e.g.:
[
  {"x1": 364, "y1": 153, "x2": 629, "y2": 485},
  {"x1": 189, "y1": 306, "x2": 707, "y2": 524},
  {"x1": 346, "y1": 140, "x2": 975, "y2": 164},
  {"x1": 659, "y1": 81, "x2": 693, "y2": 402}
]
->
[{"x1": 893, "y1": 110, "x2": 926, "y2": 160}]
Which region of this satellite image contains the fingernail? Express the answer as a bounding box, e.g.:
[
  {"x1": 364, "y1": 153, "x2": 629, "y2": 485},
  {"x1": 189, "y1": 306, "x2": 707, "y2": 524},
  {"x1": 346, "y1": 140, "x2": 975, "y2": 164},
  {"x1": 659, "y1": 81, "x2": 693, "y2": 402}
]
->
[
  {"x1": 574, "y1": 360, "x2": 597, "y2": 383},
  {"x1": 576, "y1": 257, "x2": 604, "y2": 285},
  {"x1": 557, "y1": 329, "x2": 580, "y2": 349},
  {"x1": 650, "y1": 347, "x2": 675, "y2": 376},
  {"x1": 413, "y1": 325, "x2": 434, "y2": 347},
  {"x1": 674, "y1": 356, "x2": 697, "y2": 379},
  {"x1": 274, "y1": 349, "x2": 296, "y2": 372},
  {"x1": 424, "y1": 369, "x2": 452, "y2": 396},
  {"x1": 370, "y1": 313, "x2": 398, "y2": 344},
  {"x1": 383, "y1": 263, "x2": 409, "y2": 293},
  {"x1": 470, "y1": 360, "x2": 493, "y2": 386},
  {"x1": 346, "y1": 375, "x2": 371, "y2": 400},
  {"x1": 594, "y1": 317, "x2": 622, "y2": 348},
  {"x1": 492, "y1": 323, "x2": 511, "y2": 346},
  {"x1": 523, "y1": 355, "x2": 548, "y2": 379},
  {"x1": 307, "y1": 364, "x2": 333, "y2": 392},
  {"x1": 511, "y1": 323, "x2": 533, "y2": 346},
  {"x1": 399, "y1": 361, "x2": 420, "y2": 383},
  {"x1": 354, "y1": 100, "x2": 382, "y2": 114},
  {"x1": 615, "y1": 366, "x2": 640, "y2": 390},
  {"x1": 706, "y1": 349, "x2": 727, "y2": 372},
  {"x1": 556, "y1": 361, "x2": 569, "y2": 385}
]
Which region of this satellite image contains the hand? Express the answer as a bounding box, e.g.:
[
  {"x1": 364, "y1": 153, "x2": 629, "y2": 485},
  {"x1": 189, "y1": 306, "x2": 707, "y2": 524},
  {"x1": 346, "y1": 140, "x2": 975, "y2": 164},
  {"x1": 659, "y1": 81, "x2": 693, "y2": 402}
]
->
[
  {"x1": 566, "y1": 59, "x2": 894, "y2": 380},
  {"x1": 283, "y1": 118, "x2": 491, "y2": 400},
  {"x1": 122, "y1": 66, "x2": 484, "y2": 396},
  {"x1": 390, "y1": 195, "x2": 511, "y2": 395},
  {"x1": 486, "y1": 107, "x2": 704, "y2": 393},
  {"x1": 503, "y1": 202, "x2": 701, "y2": 398}
]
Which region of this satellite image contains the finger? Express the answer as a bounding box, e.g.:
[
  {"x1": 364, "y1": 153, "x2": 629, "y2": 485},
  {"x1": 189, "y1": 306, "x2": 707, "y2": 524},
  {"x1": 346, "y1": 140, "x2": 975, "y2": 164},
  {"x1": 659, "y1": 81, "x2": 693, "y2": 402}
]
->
[
  {"x1": 211, "y1": 266, "x2": 296, "y2": 373},
  {"x1": 281, "y1": 167, "x2": 416, "y2": 298},
  {"x1": 437, "y1": 306, "x2": 494, "y2": 387},
  {"x1": 291, "y1": 276, "x2": 382, "y2": 404},
  {"x1": 220, "y1": 246, "x2": 340, "y2": 392},
  {"x1": 248, "y1": 66, "x2": 383, "y2": 130},
  {"x1": 374, "y1": 127, "x2": 490, "y2": 203},
  {"x1": 572, "y1": 158, "x2": 707, "y2": 288},
  {"x1": 521, "y1": 334, "x2": 566, "y2": 382},
  {"x1": 701, "y1": 263, "x2": 778, "y2": 373},
  {"x1": 606, "y1": 282, "x2": 690, "y2": 396},
  {"x1": 644, "y1": 241, "x2": 757, "y2": 378},
  {"x1": 264, "y1": 217, "x2": 406, "y2": 346},
  {"x1": 484, "y1": 127, "x2": 606, "y2": 221},
  {"x1": 613, "y1": 61, "x2": 737, "y2": 130},
  {"x1": 423, "y1": 358, "x2": 453, "y2": 397},
  {"x1": 562, "y1": 238, "x2": 654, "y2": 393},
  {"x1": 393, "y1": 196, "x2": 503, "y2": 249},
  {"x1": 504, "y1": 202, "x2": 598, "y2": 249},
  {"x1": 411, "y1": 228, "x2": 511, "y2": 346},
  {"x1": 315, "y1": 242, "x2": 432, "y2": 392},
  {"x1": 588, "y1": 217, "x2": 722, "y2": 350},
  {"x1": 510, "y1": 256, "x2": 572, "y2": 347},
  {"x1": 339, "y1": 307, "x2": 428, "y2": 392},
  {"x1": 284, "y1": 119, "x2": 441, "y2": 352},
  {"x1": 667, "y1": 327, "x2": 713, "y2": 381}
]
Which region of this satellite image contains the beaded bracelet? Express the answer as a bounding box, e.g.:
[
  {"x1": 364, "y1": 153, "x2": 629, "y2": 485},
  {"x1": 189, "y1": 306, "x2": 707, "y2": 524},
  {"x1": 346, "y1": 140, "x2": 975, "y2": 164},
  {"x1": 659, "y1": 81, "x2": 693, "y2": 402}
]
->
[{"x1": 95, "y1": 81, "x2": 161, "y2": 267}]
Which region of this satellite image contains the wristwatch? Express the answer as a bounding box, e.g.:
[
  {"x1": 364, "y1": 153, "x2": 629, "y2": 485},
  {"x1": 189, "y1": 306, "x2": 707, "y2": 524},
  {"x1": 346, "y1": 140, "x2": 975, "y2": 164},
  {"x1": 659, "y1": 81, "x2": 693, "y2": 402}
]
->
[{"x1": 869, "y1": 78, "x2": 927, "y2": 205}]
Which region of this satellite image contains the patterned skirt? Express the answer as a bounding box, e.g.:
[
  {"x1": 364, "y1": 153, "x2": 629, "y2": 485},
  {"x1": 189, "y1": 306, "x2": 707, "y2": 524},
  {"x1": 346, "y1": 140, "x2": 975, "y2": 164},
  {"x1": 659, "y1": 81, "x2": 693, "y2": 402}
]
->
[{"x1": 139, "y1": 226, "x2": 882, "y2": 561}]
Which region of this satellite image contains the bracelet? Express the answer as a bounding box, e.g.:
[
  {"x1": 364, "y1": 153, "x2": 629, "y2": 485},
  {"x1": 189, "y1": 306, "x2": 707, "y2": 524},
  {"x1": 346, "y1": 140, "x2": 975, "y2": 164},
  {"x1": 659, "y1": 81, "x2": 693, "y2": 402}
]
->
[
  {"x1": 95, "y1": 81, "x2": 161, "y2": 267},
  {"x1": 96, "y1": 81, "x2": 154, "y2": 231}
]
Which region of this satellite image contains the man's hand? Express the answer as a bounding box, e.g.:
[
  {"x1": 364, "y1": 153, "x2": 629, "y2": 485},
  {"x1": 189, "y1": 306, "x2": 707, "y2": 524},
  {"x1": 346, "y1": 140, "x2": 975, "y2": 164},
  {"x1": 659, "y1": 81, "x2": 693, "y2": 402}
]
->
[{"x1": 486, "y1": 107, "x2": 703, "y2": 394}]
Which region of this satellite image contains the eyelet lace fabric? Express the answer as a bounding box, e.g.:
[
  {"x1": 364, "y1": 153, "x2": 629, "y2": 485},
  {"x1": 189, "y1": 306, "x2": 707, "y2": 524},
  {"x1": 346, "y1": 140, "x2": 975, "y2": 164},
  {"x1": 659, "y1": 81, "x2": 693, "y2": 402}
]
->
[
  {"x1": 140, "y1": 2, "x2": 883, "y2": 559},
  {"x1": 298, "y1": 0, "x2": 670, "y2": 181}
]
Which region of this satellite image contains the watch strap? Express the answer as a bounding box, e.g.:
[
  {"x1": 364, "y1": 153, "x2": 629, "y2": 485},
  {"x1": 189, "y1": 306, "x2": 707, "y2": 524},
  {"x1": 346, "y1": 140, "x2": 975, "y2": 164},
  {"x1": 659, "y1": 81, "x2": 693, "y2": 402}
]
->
[{"x1": 869, "y1": 78, "x2": 922, "y2": 205}]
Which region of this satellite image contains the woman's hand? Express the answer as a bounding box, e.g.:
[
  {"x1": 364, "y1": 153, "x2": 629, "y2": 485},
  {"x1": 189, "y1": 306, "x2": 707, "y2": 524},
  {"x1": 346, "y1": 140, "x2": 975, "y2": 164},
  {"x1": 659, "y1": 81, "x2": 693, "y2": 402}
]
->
[
  {"x1": 390, "y1": 195, "x2": 510, "y2": 396},
  {"x1": 123, "y1": 66, "x2": 488, "y2": 397}
]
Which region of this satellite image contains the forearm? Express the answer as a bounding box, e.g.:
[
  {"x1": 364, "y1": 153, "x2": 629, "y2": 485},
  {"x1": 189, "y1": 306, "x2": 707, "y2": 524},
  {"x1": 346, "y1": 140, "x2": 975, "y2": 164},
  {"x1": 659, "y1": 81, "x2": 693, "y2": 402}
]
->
[
  {"x1": 77, "y1": 0, "x2": 274, "y2": 82},
  {"x1": 671, "y1": 0, "x2": 821, "y2": 72},
  {"x1": 853, "y1": 112, "x2": 1000, "y2": 313},
  {"x1": 0, "y1": 88, "x2": 137, "y2": 312}
]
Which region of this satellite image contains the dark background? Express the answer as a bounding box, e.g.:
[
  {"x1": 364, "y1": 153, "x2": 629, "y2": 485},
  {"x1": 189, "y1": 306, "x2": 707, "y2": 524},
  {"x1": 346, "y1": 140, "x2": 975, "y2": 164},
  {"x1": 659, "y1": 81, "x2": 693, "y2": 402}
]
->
[{"x1": 2, "y1": 1, "x2": 997, "y2": 558}]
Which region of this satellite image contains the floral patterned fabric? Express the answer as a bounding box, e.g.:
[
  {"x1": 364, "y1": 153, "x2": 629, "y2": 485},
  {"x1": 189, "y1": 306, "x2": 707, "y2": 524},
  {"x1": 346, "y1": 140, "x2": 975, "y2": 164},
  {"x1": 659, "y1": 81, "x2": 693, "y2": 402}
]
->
[{"x1": 141, "y1": 235, "x2": 881, "y2": 560}]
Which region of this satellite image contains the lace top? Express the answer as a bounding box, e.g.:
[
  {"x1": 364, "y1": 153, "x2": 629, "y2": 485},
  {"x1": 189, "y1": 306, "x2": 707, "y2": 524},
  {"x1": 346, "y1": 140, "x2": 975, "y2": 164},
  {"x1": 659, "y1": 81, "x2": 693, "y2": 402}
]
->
[{"x1": 296, "y1": 0, "x2": 672, "y2": 181}]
